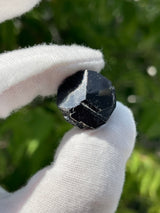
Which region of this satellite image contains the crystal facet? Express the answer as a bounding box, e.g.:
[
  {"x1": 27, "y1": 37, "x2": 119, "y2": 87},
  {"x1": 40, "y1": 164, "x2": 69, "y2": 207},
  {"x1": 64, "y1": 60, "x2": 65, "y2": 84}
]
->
[{"x1": 57, "y1": 70, "x2": 116, "y2": 129}]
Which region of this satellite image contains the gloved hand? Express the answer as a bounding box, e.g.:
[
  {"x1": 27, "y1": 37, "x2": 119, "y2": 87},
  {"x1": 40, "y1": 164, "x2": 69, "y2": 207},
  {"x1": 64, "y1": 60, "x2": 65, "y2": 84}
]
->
[{"x1": 0, "y1": 1, "x2": 136, "y2": 213}]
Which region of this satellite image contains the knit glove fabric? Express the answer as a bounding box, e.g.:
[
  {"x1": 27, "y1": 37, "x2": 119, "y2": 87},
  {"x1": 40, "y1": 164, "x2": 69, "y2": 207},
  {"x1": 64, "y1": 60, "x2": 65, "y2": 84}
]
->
[{"x1": 0, "y1": 1, "x2": 136, "y2": 213}]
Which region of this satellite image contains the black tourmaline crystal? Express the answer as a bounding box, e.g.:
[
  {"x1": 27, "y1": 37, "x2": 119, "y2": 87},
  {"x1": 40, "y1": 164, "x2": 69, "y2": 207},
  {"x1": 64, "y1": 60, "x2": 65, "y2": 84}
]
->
[{"x1": 57, "y1": 70, "x2": 116, "y2": 129}]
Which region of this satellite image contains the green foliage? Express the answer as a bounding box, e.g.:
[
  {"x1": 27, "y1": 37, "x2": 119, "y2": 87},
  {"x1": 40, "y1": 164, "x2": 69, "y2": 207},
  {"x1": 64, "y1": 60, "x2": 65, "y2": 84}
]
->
[
  {"x1": 0, "y1": 99, "x2": 72, "y2": 191},
  {"x1": 118, "y1": 150, "x2": 160, "y2": 213},
  {"x1": 0, "y1": 0, "x2": 160, "y2": 212}
]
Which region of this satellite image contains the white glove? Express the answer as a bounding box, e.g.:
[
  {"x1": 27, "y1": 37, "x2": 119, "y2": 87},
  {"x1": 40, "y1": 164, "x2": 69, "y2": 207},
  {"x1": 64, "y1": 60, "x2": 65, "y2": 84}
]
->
[
  {"x1": 0, "y1": 1, "x2": 136, "y2": 213},
  {"x1": 0, "y1": 0, "x2": 40, "y2": 23}
]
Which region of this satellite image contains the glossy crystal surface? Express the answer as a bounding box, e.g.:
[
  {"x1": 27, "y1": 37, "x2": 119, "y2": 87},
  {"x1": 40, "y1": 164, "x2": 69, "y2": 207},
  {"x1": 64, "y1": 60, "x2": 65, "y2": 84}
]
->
[{"x1": 57, "y1": 70, "x2": 116, "y2": 129}]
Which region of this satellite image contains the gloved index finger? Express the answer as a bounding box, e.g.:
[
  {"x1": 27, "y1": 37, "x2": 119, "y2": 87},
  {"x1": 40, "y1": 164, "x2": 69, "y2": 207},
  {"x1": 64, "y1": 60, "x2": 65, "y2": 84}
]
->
[
  {"x1": 0, "y1": 44, "x2": 104, "y2": 118},
  {"x1": 0, "y1": 0, "x2": 41, "y2": 23}
]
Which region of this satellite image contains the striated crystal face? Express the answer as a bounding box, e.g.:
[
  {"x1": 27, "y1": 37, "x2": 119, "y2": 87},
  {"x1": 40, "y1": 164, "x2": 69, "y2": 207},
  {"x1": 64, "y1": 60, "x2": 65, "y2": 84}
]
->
[{"x1": 57, "y1": 70, "x2": 116, "y2": 129}]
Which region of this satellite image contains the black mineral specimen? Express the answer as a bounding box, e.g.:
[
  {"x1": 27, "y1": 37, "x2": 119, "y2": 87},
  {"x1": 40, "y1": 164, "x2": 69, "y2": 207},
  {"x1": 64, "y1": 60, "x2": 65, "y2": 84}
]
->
[{"x1": 57, "y1": 70, "x2": 116, "y2": 129}]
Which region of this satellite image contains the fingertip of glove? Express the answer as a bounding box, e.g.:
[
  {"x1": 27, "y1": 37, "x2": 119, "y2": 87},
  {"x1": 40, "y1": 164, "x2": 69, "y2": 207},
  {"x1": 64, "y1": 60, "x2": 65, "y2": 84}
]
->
[
  {"x1": 0, "y1": 0, "x2": 41, "y2": 23},
  {"x1": 56, "y1": 101, "x2": 136, "y2": 161},
  {"x1": 93, "y1": 101, "x2": 137, "y2": 158}
]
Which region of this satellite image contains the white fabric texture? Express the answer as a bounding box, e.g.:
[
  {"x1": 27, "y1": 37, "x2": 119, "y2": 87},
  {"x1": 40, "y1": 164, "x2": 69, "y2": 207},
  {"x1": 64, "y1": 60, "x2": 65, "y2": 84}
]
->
[
  {"x1": 0, "y1": 44, "x2": 104, "y2": 118},
  {"x1": 0, "y1": 0, "x2": 41, "y2": 23},
  {"x1": 0, "y1": 1, "x2": 137, "y2": 213},
  {"x1": 0, "y1": 101, "x2": 136, "y2": 213}
]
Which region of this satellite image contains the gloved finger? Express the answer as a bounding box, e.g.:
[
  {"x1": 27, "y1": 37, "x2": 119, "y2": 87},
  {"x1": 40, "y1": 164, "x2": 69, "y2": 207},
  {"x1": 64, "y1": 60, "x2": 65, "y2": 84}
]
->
[
  {"x1": 0, "y1": 187, "x2": 10, "y2": 199},
  {"x1": 0, "y1": 102, "x2": 136, "y2": 213},
  {"x1": 0, "y1": 0, "x2": 41, "y2": 23},
  {"x1": 0, "y1": 44, "x2": 104, "y2": 118}
]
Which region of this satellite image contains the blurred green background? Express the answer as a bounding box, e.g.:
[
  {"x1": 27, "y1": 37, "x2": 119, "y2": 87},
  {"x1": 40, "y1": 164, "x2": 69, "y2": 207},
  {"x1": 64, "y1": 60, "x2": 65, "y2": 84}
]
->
[{"x1": 0, "y1": 0, "x2": 160, "y2": 212}]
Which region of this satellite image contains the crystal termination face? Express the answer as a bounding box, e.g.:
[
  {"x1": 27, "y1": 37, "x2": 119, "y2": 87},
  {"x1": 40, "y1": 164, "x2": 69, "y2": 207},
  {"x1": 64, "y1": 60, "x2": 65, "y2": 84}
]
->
[{"x1": 57, "y1": 70, "x2": 116, "y2": 129}]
